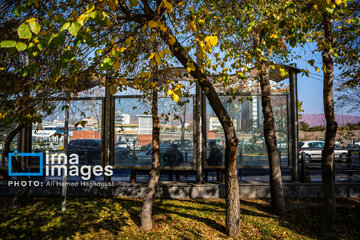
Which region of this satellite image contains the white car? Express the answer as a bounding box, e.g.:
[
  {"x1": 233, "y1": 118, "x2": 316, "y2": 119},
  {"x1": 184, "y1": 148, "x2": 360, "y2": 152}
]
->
[{"x1": 298, "y1": 141, "x2": 349, "y2": 162}]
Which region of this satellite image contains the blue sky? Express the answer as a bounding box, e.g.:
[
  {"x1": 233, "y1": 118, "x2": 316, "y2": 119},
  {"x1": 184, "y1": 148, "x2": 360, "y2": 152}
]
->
[{"x1": 288, "y1": 43, "x2": 360, "y2": 117}]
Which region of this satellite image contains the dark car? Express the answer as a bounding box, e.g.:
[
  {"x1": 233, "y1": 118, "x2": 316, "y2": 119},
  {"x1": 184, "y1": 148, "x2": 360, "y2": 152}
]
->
[
  {"x1": 68, "y1": 139, "x2": 130, "y2": 164},
  {"x1": 114, "y1": 146, "x2": 130, "y2": 161},
  {"x1": 172, "y1": 139, "x2": 193, "y2": 150},
  {"x1": 68, "y1": 139, "x2": 101, "y2": 164}
]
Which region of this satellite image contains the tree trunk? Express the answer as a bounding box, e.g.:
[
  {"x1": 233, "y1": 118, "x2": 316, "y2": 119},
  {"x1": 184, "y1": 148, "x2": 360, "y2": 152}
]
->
[
  {"x1": 321, "y1": 13, "x2": 337, "y2": 237},
  {"x1": 254, "y1": 33, "x2": 285, "y2": 215},
  {"x1": 159, "y1": 26, "x2": 240, "y2": 237},
  {"x1": 140, "y1": 78, "x2": 160, "y2": 231},
  {"x1": 2, "y1": 124, "x2": 30, "y2": 207},
  {"x1": 259, "y1": 66, "x2": 286, "y2": 214}
]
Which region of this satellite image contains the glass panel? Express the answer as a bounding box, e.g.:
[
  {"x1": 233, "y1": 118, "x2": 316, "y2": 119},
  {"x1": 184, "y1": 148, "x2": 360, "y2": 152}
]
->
[
  {"x1": 68, "y1": 99, "x2": 102, "y2": 166},
  {"x1": 114, "y1": 97, "x2": 194, "y2": 169},
  {"x1": 31, "y1": 101, "x2": 66, "y2": 169},
  {"x1": 206, "y1": 94, "x2": 289, "y2": 167}
]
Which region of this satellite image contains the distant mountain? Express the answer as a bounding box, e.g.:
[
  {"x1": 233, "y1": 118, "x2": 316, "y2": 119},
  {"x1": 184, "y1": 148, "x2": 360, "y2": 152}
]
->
[{"x1": 301, "y1": 114, "x2": 360, "y2": 127}]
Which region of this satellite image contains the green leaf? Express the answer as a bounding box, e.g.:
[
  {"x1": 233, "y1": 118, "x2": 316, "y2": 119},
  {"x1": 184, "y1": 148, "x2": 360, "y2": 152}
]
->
[
  {"x1": 37, "y1": 43, "x2": 44, "y2": 51},
  {"x1": 16, "y1": 42, "x2": 27, "y2": 51},
  {"x1": 89, "y1": 10, "x2": 98, "y2": 19},
  {"x1": 69, "y1": 22, "x2": 81, "y2": 36},
  {"x1": 109, "y1": 85, "x2": 117, "y2": 95},
  {"x1": 60, "y1": 22, "x2": 70, "y2": 32},
  {"x1": 0, "y1": 40, "x2": 16, "y2": 48},
  {"x1": 18, "y1": 23, "x2": 32, "y2": 39},
  {"x1": 86, "y1": 3, "x2": 95, "y2": 12},
  {"x1": 248, "y1": 21, "x2": 255, "y2": 29},
  {"x1": 29, "y1": 20, "x2": 41, "y2": 35},
  {"x1": 308, "y1": 59, "x2": 315, "y2": 66},
  {"x1": 129, "y1": 0, "x2": 139, "y2": 8}
]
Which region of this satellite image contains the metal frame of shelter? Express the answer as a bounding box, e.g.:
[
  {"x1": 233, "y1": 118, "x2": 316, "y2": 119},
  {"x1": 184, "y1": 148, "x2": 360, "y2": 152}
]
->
[{"x1": 11, "y1": 64, "x2": 300, "y2": 181}]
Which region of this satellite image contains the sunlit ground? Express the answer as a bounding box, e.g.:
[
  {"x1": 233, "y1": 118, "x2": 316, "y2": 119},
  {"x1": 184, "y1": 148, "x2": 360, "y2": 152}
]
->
[{"x1": 0, "y1": 197, "x2": 359, "y2": 239}]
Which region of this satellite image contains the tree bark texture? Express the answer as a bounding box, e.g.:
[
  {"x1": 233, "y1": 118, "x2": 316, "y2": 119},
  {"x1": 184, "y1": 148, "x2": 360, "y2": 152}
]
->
[
  {"x1": 159, "y1": 25, "x2": 240, "y2": 238},
  {"x1": 321, "y1": 13, "x2": 337, "y2": 237},
  {"x1": 254, "y1": 32, "x2": 285, "y2": 214},
  {"x1": 137, "y1": 2, "x2": 240, "y2": 237},
  {"x1": 140, "y1": 78, "x2": 160, "y2": 231},
  {"x1": 2, "y1": 124, "x2": 30, "y2": 207}
]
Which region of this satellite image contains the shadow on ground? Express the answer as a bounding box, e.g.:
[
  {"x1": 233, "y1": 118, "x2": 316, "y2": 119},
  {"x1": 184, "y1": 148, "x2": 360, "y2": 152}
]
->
[{"x1": 0, "y1": 197, "x2": 359, "y2": 239}]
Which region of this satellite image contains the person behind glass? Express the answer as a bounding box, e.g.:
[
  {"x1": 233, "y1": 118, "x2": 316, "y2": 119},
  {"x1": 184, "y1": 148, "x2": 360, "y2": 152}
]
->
[
  {"x1": 206, "y1": 140, "x2": 223, "y2": 181},
  {"x1": 163, "y1": 144, "x2": 184, "y2": 181}
]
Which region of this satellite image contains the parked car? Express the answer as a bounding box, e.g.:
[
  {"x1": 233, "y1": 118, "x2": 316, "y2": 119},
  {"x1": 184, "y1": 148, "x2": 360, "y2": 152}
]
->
[
  {"x1": 114, "y1": 146, "x2": 130, "y2": 161},
  {"x1": 68, "y1": 139, "x2": 102, "y2": 164},
  {"x1": 207, "y1": 139, "x2": 225, "y2": 149},
  {"x1": 298, "y1": 141, "x2": 349, "y2": 162},
  {"x1": 140, "y1": 142, "x2": 152, "y2": 151},
  {"x1": 116, "y1": 140, "x2": 135, "y2": 149},
  {"x1": 277, "y1": 140, "x2": 287, "y2": 148},
  {"x1": 172, "y1": 139, "x2": 193, "y2": 150},
  {"x1": 136, "y1": 144, "x2": 190, "y2": 165},
  {"x1": 68, "y1": 139, "x2": 129, "y2": 164}
]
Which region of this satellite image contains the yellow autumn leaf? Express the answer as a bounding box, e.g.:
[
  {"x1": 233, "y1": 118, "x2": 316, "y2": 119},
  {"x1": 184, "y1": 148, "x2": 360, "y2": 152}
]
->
[
  {"x1": 198, "y1": 19, "x2": 205, "y2": 24},
  {"x1": 160, "y1": 24, "x2": 167, "y2": 32},
  {"x1": 114, "y1": 60, "x2": 120, "y2": 70},
  {"x1": 335, "y1": 0, "x2": 342, "y2": 5},
  {"x1": 204, "y1": 43, "x2": 212, "y2": 53},
  {"x1": 270, "y1": 34, "x2": 278, "y2": 39},
  {"x1": 190, "y1": 22, "x2": 197, "y2": 32},
  {"x1": 169, "y1": 34, "x2": 176, "y2": 45},
  {"x1": 199, "y1": 49, "x2": 206, "y2": 59},
  {"x1": 26, "y1": 18, "x2": 37, "y2": 23},
  {"x1": 198, "y1": 40, "x2": 204, "y2": 48},
  {"x1": 163, "y1": 0, "x2": 173, "y2": 11},
  {"x1": 149, "y1": 52, "x2": 156, "y2": 60},
  {"x1": 120, "y1": 77, "x2": 127, "y2": 85},
  {"x1": 172, "y1": 93, "x2": 179, "y2": 102},
  {"x1": 119, "y1": 47, "x2": 127, "y2": 53},
  {"x1": 148, "y1": 20, "x2": 159, "y2": 28},
  {"x1": 205, "y1": 36, "x2": 218, "y2": 47},
  {"x1": 77, "y1": 14, "x2": 87, "y2": 26},
  {"x1": 189, "y1": 6, "x2": 194, "y2": 12},
  {"x1": 125, "y1": 37, "x2": 134, "y2": 45},
  {"x1": 150, "y1": 34, "x2": 155, "y2": 42},
  {"x1": 167, "y1": 89, "x2": 174, "y2": 95},
  {"x1": 108, "y1": 0, "x2": 118, "y2": 11},
  {"x1": 109, "y1": 85, "x2": 117, "y2": 95},
  {"x1": 155, "y1": 54, "x2": 161, "y2": 65}
]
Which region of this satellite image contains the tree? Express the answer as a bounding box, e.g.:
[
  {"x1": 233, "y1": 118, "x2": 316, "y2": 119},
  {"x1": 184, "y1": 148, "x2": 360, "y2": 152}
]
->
[
  {"x1": 0, "y1": 1, "x2": 103, "y2": 206},
  {"x1": 289, "y1": 0, "x2": 359, "y2": 236},
  {"x1": 141, "y1": 75, "x2": 160, "y2": 231},
  {"x1": 300, "y1": 121, "x2": 311, "y2": 131},
  {"x1": 2, "y1": 1, "x2": 241, "y2": 236},
  {"x1": 336, "y1": 82, "x2": 360, "y2": 113},
  {"x1": 335, "y1": 0, "x2": 360, "y2": 108},
  {"x1": 207, "y1": 0, "x2": 291, "y2": 214}
]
